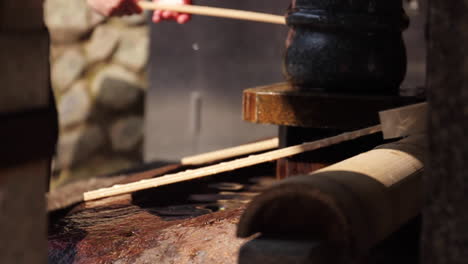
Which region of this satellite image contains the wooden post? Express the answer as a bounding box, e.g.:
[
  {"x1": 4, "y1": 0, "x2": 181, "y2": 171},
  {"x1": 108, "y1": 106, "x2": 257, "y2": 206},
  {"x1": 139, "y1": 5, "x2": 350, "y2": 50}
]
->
[
  {"x1": 422, "y1": 0, "x2": 468, "y2": 263},
  {"x1": 0, "y1": 1, "x2": 57, "y2": 264}
]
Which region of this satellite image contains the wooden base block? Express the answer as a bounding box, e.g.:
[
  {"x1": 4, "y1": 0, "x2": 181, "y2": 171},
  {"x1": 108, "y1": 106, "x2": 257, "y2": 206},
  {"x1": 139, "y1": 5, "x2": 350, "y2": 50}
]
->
[{"x1": 243, "y1": 83, "x2": 424, "y2": 130}]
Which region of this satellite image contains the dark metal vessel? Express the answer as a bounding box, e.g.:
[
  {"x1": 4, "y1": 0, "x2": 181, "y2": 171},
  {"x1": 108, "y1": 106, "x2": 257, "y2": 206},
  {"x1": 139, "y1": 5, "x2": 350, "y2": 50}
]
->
[{"x1": 284, "y1": 0, "x2": 409, "y2": 94}]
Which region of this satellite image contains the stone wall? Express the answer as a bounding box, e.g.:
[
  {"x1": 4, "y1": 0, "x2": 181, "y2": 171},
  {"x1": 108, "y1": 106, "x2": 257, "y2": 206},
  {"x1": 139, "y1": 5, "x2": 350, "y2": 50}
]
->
[{"x1": 45, "y1": 0, "x2": 149, "y2": 187}]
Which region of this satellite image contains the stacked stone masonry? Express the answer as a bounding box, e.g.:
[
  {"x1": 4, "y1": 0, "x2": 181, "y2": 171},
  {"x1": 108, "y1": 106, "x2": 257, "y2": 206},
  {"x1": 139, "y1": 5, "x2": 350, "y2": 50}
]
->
[{"x1": 45, "y1": 0, "x2": 149, "y2": 186}]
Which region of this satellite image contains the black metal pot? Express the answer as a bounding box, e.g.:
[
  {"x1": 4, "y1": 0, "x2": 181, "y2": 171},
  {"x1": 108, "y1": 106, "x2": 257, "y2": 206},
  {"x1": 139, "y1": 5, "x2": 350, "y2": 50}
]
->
[{"x1": 284, "y1": 0, "x2": 409, "y2": 94}]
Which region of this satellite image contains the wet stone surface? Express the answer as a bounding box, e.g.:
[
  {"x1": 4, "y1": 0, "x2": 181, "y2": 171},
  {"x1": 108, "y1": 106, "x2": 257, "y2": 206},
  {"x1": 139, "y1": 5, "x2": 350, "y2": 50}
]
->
[{"x1": 48, "y1": 163, "x2": 275, "y2": 263}]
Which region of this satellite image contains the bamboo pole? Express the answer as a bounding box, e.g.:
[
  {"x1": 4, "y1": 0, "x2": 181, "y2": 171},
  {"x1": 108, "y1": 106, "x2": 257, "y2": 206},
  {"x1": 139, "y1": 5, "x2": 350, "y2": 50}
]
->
[
  {"x1": 138, "y1": 1, "x2": 286, "y2": 25},
  {"x1": 379, "y1": 102, "x2": 427, "y2": 139},
  {"x1": 238, "y1": 134, "x2": 426, "y2": 256},
  {"x1": 84, "y1": 125, "x2": 381, "y2": 201}
]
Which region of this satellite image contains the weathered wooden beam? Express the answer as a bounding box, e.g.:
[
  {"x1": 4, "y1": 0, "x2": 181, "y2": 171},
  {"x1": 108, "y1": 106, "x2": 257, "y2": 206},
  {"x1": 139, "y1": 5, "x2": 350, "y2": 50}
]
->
[
  {"x1": 0, "y1": 2, "x2": 55, "y2": 264},
  {"x1": 422, "y1": 0, "x2": 468, "y2": 263}
]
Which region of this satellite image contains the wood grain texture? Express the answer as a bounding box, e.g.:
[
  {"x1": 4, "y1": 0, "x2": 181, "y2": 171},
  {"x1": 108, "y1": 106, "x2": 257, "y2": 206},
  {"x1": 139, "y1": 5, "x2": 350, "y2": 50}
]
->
[{"x1": 422, "y1": 0, "x2": 468, "y2": 263}]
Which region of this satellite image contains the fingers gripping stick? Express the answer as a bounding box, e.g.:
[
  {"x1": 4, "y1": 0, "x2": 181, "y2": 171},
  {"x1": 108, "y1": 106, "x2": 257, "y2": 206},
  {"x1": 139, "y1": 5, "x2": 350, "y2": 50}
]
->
[
  {"x1": 151, "y1": 0, "x2": 192, "y2": 24},
  {"x1": 87, "y1": 0, "x2": 191, "y2": 23}
]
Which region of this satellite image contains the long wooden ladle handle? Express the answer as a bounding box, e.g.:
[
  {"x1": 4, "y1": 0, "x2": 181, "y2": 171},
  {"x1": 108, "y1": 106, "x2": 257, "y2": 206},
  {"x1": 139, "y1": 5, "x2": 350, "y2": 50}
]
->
[{"x1": 138, "y1": 1, "x2": 286, "y2": 25}]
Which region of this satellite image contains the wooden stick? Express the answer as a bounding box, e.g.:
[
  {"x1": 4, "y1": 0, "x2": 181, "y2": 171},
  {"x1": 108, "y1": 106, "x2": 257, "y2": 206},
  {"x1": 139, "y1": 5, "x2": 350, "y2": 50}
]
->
[
  {"x1": 138, "y1": 1, "x2": 286, "y2": 25},
  {"x1": 181, "y1": 138, "x2": 279, "y2": 165},
  {"x1": 84, "y1": 125, "x2": 381, "y2": 201},
  {"x1": 49, "y1": 138, "x2": 280, "y2": 211},
  {"x1": 379, "y1": 102, "x2": 427, "y2": 139}
]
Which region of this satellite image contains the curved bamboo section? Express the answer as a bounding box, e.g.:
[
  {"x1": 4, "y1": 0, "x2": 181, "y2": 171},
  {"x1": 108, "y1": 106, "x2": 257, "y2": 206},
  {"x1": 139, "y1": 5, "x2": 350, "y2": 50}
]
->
[{"x1": 237, "y1": 135, "x2": 425, "y2": 258}]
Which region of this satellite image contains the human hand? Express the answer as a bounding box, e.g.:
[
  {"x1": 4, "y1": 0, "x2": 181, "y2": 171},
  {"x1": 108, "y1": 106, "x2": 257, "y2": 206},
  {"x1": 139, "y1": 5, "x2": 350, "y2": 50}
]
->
[
  {"x1": 152, "y1": 0, "x2": 191, "y2": 24},
  {"x1": 87, "y1": 0, "x2": 142, "y2": 16}
]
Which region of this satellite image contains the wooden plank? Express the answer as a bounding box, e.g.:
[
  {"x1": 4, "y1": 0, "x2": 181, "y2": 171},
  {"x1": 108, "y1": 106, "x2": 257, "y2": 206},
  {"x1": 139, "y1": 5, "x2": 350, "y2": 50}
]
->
[
  {"x1": 84, "y1": 125, "x2": 382, "y2": 201},
  {"x1": 379, "y1": 102, "x2": 427, "y2": 139}
]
